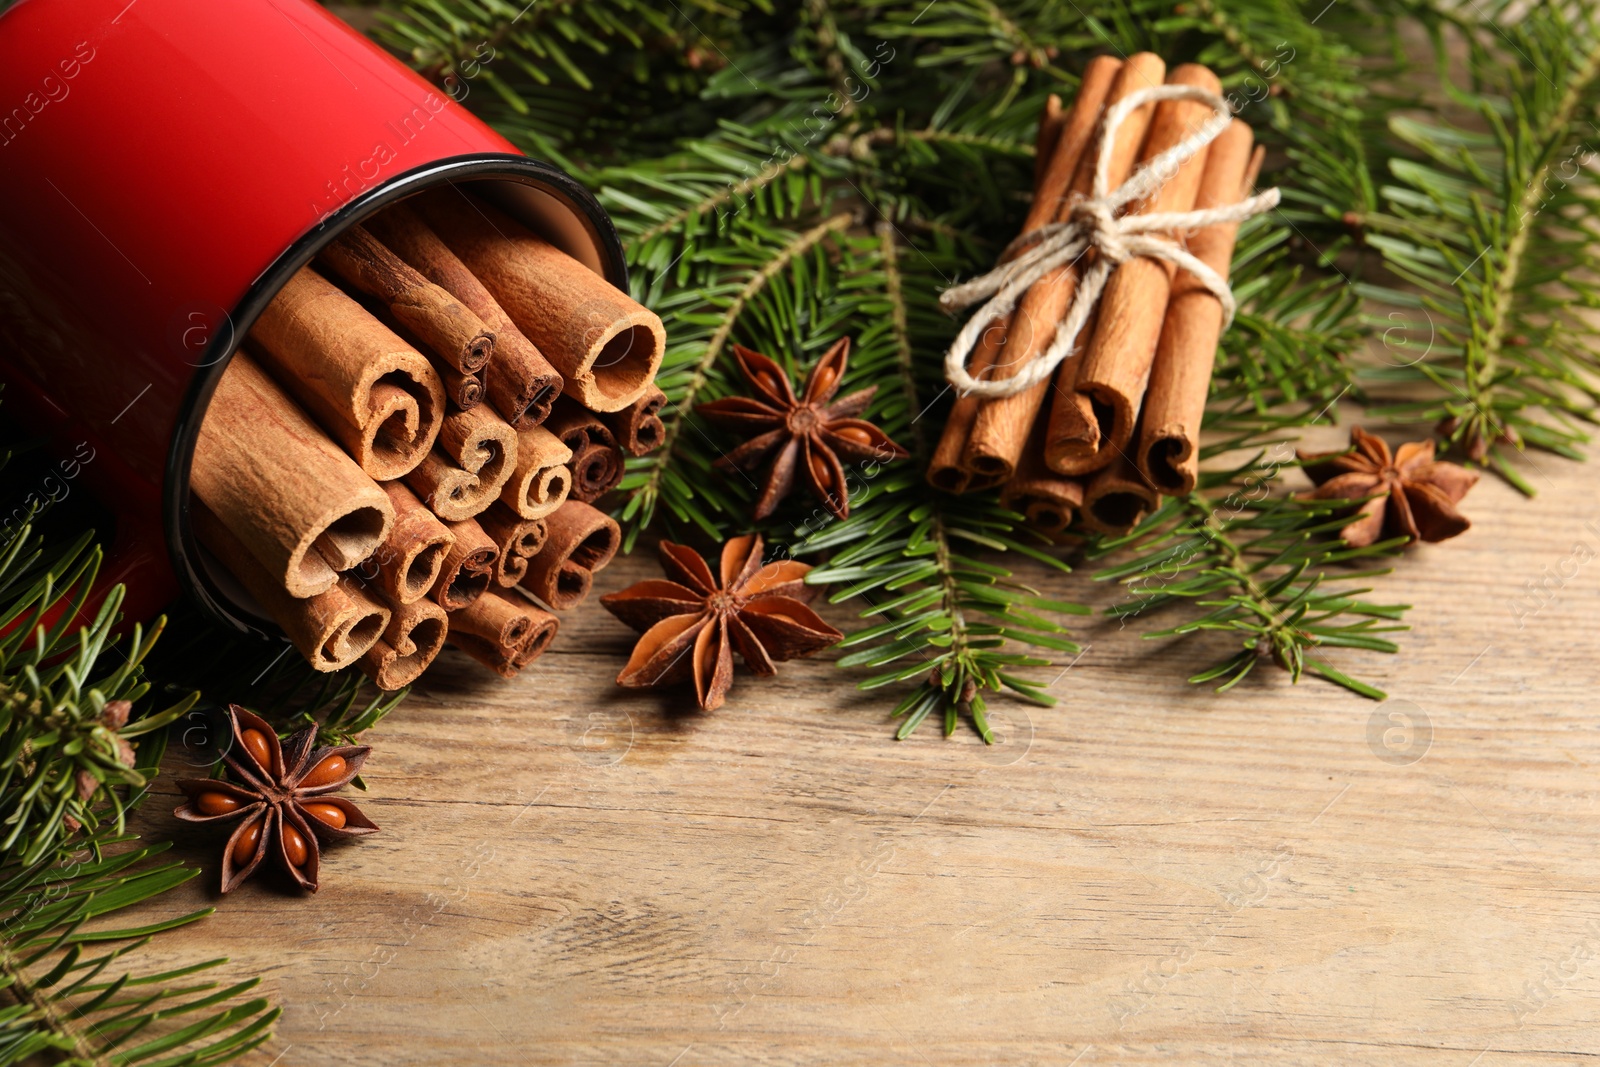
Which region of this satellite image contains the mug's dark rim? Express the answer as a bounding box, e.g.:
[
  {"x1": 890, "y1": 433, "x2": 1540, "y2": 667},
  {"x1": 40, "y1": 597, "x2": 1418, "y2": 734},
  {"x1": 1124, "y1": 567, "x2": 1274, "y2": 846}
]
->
[{"x1": 166, "y1": 152, "x2": 627, "y2": 638}]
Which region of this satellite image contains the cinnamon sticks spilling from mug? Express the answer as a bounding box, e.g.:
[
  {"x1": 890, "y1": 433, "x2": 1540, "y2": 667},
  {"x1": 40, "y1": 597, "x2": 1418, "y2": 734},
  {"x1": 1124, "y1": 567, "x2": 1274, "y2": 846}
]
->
[
  {"x1": 191, "y1": 187, "x2": 667, "y2": 688},
  {"x1": 930, "y1": 55, "x2": 1265, "y2": 536}
]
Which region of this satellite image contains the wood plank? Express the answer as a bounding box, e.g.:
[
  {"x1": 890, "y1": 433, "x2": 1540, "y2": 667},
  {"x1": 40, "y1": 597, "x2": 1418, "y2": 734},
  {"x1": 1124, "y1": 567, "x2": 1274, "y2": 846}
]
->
[{"x1": 121, "y1": 423, "x2": 1600, "y2": 1065}]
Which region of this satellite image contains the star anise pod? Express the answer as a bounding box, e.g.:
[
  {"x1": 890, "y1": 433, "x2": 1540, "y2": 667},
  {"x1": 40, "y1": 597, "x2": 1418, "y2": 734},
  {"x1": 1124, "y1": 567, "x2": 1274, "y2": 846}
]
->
[
  {"x1": 697, "y1": 337, "x2": 908, "y2": 521},
  {"x1": 1297, "y1": 426, "x2": 1478, "y2": 548},
  {"x1": 600, "y1": 534, "x2": 843, "y2": 711},
  {"x1": 175, "y1": 705, "x2": 377, "y2": 893}
]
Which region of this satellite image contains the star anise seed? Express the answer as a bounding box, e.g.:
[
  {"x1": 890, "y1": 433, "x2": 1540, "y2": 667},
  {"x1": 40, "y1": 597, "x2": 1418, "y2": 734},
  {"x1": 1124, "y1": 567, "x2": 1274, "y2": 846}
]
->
[
  {"x1": 175, "y1": 705, "x2": 377, "y2": 893},
  {"x1": 697, "y1": 337, "x2": 908, "y2": 521},
  {"x1": 1297, "y1": 426, "x2": 1478, "y2": 548},
  {"x1": 600, "y1": 534, "x2": 843, "y2": 711}
]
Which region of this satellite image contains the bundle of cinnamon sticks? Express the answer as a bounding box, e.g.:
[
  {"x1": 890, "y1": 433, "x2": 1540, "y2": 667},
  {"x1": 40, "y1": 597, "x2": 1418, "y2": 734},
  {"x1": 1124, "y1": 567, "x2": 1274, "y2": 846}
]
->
[
  {"x1": 929, "y1": 55, "x2": 1265, "y2": 536},
  {"x1": 192, "y1": 188, "x2": 668, "y2": 689}
]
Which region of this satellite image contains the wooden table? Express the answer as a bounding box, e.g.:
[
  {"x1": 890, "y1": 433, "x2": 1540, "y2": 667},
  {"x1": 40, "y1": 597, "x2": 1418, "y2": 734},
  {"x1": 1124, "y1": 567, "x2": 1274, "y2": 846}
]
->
[{"x1": 126, "y1": 424, "x2": 1600, "y2": 1065}]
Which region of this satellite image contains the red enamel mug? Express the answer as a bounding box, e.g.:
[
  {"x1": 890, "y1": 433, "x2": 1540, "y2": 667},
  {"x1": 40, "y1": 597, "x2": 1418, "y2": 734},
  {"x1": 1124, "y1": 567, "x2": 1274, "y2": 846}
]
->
[{"x1": 0, "y1": 0, "x2": 625, "y2": 635}]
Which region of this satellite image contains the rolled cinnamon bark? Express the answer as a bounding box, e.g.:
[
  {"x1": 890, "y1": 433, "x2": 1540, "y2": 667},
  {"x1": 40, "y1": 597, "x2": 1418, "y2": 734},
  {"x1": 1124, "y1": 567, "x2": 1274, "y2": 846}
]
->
[
  {"x1": 520, "y1": 499, "x2": 620, "y2": 611},
  {"x1": 441, "y1": 366, "x2": 484, "y2": 410},
  {"x1": 1049, "y1": 342, "x2": 1100, "y2": 463},
  {"x1": 570, "y1": 450, "x2": 622, "y2": 508},
  {"x1": 366, "y1": 204, "x2": 563, "y2": 427},
  {"x1": 927, "y1": 329, "x2": 1004, "y2": 494},
  {"x1": 1033, "y1": 92, "x2": 1065, "y2": 189},
  {"x1": 250, "y1": 267, "x2": 446, "y2": 481},
  {"x1": 511, "y1": 609, "x2": 560, "y2": 669},
  {"x1": 359, "y1": 593, "x2": 449, "y2": 691},
  {"x1": 1041, "y1": 311, "x2": 1101, "y2": 466},
  {"x1": 544, "y1": 397, "x2": 624, "y2": 503},
  {"x1": 456, "y1": 589, "x2": 530, "y2": 654},
  {"x1": 603, "y1": 385, "x2": 668, "y2": 456},
  {"x1": 1068, "y1": 63, "x2": 1224, "y2": 472},
  {"x1": 365, "y1": 482, "x2": 454, "y2": 604},
  {"x1": 429, "y1": 516, "x2": 499, "y2": 611},
  {"x1": 1138, "y1": 123, "x2": 1261, "y2": 495},
  {"x1": 451, "y1": 589, "x2": 560, "y2": 678},
  {"x1": 499, "y1": 424, "x2": 574, "y2": 520},
  {"x1": 193, "y1": 503, "x2": 389, "y2": 671},
  {"x1": 319, "y1": 223, "x2": 494, "y2": 375},
  {"x1": 479, "y1": 502, "x2": 548, "y2": 588},
  {"x1": 405, "y1": 405, "x2": 519, "y2": 521},
  {"x1": 1000, "y1": 420, "x2": 1084, "y2": 535},
  {"x1": 193, "y1": 353, "x2": 393, "y2": 597},
  {"x1": 929, "y1": 65, "x2": 1118, "y2": 494},
  {"x1": 1079, "y1": 454, "x2": 1161, "y2": 535},
  {"x1": 959, "y1": 53, "x2": 1139, "y2": 483},
  {"x1": 927, "y1": 72, "x2": 1095, "y2": 497},
  {"x1": 419, "y1": 191, "x2": 666, "y2": 412},
  {"x1": 342, "y1": 294, "x2": 486, "y2": 415}
]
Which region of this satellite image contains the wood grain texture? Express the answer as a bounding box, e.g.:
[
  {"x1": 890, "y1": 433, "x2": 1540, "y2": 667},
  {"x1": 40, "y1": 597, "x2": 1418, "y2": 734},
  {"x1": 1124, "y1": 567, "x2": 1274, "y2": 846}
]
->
[{"x1": 125, "y1": 425, "x2": 1600, "y2": 1065}]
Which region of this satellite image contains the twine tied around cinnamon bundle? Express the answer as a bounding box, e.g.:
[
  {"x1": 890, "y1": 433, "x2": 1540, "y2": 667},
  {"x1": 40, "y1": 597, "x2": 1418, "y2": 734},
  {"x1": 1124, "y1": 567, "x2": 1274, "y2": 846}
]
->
[{"x1": 940, "y1": 84, "x2": 1280, "y2": 399}]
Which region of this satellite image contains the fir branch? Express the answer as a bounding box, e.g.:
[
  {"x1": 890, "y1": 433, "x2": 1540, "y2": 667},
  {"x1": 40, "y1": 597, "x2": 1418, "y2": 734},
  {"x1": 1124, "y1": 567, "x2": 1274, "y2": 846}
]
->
[
  {"x1": 1091, "y1": 456, "x2": 1410, "y2": 700},
  {"x1": 803, "y1": 0, "x2": 859, "y2": 117},
  {"x1": 784, "y1": 226, "x2": 1088, "y2": 740},
  {"x1": 1361, "y1": 3, "x2": 1600, "y2": 491},
  {"x1": 864, "y1": 0, "x2": 1087, "y2": 80},
  {"x1": 694, "y1": 210, "x2": 857, "y2": 382},
  {"x1": 1205, "y1": 215, "x2": 1361, "y2": 423},
  {"x1": 366, "y1": 0, "x2": 1463, "y2": 723},
  {"x1": 0, "y1": 831, "x2": 277, "y2": 1066},
  {"x1": 0, "y1": 532, "x2": 193, "y2": 867},
  {"x1": 628, "y1": 152, "x2": 811, "y2": 248},
  {"x1": 0, "y1": 449, "x2": 277, "y2": 1063},
  {"x1": 876, "y1": 219, "x2": 926, "y2": 457},
  {"x1": 625, "y1": 210, "x2": 855, "y2": 544}
]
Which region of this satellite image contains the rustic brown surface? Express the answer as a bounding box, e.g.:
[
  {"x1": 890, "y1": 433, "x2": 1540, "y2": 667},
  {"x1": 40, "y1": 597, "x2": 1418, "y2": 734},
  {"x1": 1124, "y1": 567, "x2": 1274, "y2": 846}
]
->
[{"x1": 128, "y1": 423, "x2": 1600, "y2": 1065}]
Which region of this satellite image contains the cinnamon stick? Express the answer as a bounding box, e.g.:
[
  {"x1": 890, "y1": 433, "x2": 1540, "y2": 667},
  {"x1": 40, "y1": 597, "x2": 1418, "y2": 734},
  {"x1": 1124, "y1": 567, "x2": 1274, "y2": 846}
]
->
[
  {"x1": 1138, "y1": 122, "x2": 1261, "y2": 495},
  {"x1": 1043, "y1": 322, "x2": 1101, "y2": 469},
  {"x1": 499, "y1": 423, "x2": 574, "y2": 521},
  {"x1": 1000, "y1": 419, "x2": 1084, "y2": 535},
  {"x1": 419, "y1": 191, "x2": 666, "y2": 412},
  {"x1": 441, "y1": 366, "x2": 484, "y2": 410},
  {"x1": 510, "y1": 610, "x2": 560, "y2": 669},
  {"x1": 959, "y1": 53, "x2": 1145, "y2": 484},
  {"x1": 366, "y1": 204, "x2": 563, "y2": 427},
  {"x1": 405, "y1": 405, "x2": 519, "y2": 521},
  {"x1": 359, "y1": 593, "x2": 449, "y2": 691},
  {"x1": 364, "y1": 482, "x2": 454, "y2": 604},
  {"x1": 544, "y1": 397, "x2": 624, "y2": 503},
  {"x1": 478, "y1": 502, "x2": 548, "y2": 588},
  {"x1": 1066, "y1": 63, "x2": 1224, "y2": 473},
  {"x1": 193, "y1": 352, "x2": 393, "y2": 597},
  {"x1": 1079, "y1": 454, "x2": 1160, "y2": 535},
  {"x1": 319, "y1": 223, "x2": 494, "y2": 375},
  {"x1": 341, "y1": 293, "x2": 486, "y2": 414},
  {"x1": 929, "y1": 60, "x2": 1121, "y2": 493},
  {"x1": 193, "y1": 503, "x2": 390, "y2": 671},
  {"x1": 451, "y1": 589, "x2": 560, "y2": 678},
  {"x1": 520, "y1": 499, "x2": 620, "y2": 611},
  {"x1": 453, "y1": 589, "x2": 531, "y2": 659},
  {"x1": 926, "y1": 329, "x2": 1005, "y2": 494},
  {"x1": 1032, "y1": 92, "x2": 1066, "y2": 189},
  {"x1": 250, "y1": 267, "x2": 446, "y2": 480},
  {"x1": 429, "y1": 516, "x2": 499, "y2": 611},
  {"x1": 603, "y1": 385, "x2": 667, "y2": 456}
]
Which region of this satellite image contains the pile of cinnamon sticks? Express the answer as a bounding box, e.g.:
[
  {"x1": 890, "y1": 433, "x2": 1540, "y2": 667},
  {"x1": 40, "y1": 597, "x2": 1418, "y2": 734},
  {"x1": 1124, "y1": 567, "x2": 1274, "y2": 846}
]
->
[
  {"x1": 929, "y1": 55, "x2": 1265, "y2": 535},
  {"x1": 192, "y1": 189, "x2": 667, "y2": 689}
]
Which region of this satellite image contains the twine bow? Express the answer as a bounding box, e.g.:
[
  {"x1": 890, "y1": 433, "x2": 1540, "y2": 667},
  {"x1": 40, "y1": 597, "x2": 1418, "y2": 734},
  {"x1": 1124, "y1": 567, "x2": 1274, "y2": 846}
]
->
[{"x1": 940, "y1": 84, "x2": 1281, "y2": 399}]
